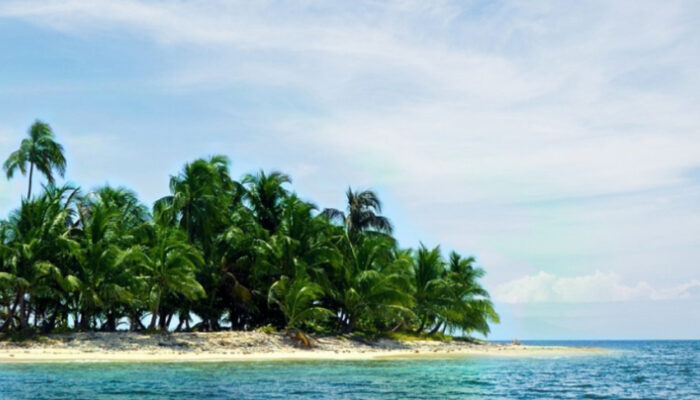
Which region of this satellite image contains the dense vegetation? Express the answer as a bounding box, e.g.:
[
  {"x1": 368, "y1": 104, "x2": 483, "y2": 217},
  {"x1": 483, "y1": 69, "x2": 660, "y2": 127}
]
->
[{"x1": 0, "y1": 120, "x2": 498, "y2": 339}]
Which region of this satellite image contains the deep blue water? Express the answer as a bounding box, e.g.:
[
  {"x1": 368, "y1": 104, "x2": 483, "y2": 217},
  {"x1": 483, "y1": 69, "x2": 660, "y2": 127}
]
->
[{"x1": 0, "y1": 341, "x2": 697, "y2": 399}]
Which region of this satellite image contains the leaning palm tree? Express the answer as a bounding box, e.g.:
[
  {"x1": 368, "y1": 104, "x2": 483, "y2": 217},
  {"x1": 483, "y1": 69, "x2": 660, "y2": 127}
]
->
[
  {"x1": 441, "y1": 252, "x2": 499, "y2": 336},
  {"x1": 3, "y1": 120, "x2": 67, "y2": 199},
  {"x1": 322, "y1": 187, "x2": 392, "y2": 236}
]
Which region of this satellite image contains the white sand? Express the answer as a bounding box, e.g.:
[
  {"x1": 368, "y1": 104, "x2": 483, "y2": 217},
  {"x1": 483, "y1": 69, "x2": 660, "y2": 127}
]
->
[{"x1": 0, "y1": 332, "x2": 605, "y2": 362}]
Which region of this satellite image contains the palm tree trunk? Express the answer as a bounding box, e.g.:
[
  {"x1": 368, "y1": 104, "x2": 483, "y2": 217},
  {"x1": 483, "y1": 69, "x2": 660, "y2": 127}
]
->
[
  {"x1": 129, "y1": 314, "x2": 139, "y2": 331},
  {"x1": 148, "y1": 299, "x2": 160, "y2": 330},
  {"x1": 416, "y1": 317, "x2": 425, "y2": 333},
  {"x1": 79, "y1": 311, "x2": 91, "y2": 331},
  {"x1": 105, "y1": 313, "x2": 117, "y2": 331},
  {"x1": 428, "y1": 321, "x2": 443, "y2": 335},
  {"x1": 165, "y1": 313, "x2": 173, "y2": 329},
  {"x1": 31, "y1": 303, "x2": 40, "y2": 329},
  {"x1": 18, "y1": 289, "x2": 28, "y2": 330},
  {"x1": 130, "y1": 313, "x2": 146, "y2": 331},
  {"x1": 0, "y1": 293, "x2": 21, "y2": 331},
  {"x1": 175, "y1": 318, "x2": 184, "y2": 332},
  {"x1": 148, "y1": 311, "x2": 158, "y2": 330},
  {"x1": 158, "y1": 312, "x2": 167, "y2": 331},
  {"x1": 345, "y1": 315, "x2": 356, "y2": 333},
  {"x1": 27, "y1": 162, "x2": 34, "y2": 199},
  {"x1": 43, "y1": 309, "x2": 59, "y2": 333}
]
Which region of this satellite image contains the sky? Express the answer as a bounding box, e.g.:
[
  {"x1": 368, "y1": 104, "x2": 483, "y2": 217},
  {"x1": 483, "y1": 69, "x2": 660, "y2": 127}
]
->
[{"x1": 0, "y1": 0, "x2": 699, "y2": 339}]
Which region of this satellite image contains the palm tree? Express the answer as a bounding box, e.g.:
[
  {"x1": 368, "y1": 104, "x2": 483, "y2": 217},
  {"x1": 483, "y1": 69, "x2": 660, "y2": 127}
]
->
[
  {"x1": 441, "y1": 252, "x2": 499, "y2": 336},
  {"x1": 242, "y1": 170, "x2": 291, "y2": 233},
  {"x1": 407, "y1": 247, "x2": 500, "y2": 336},
  {"x1": 127, "y1": 225, "x2": 204, "y2": 330},
  {"x1": 154, "y1": 155, "x2": 241, "y2": 330},
  {"x1": 331, "y1": 234, "x2": 412, "y2": 332},
  {"x1": 75, "y1": 186, "x2": 151, "y2": 330},
  {"x1": 322, "y1": 187, "x2": 392, "y2": 237},
  {"x1": 253, "y1": 195, "x2": 330, "y2": 284},
  {"x1": 63, "y1": 201, "x2": 134, "y2": 330},
  {"x1": 88, "y1": 186, "x2": 149, "y2": 232},
  {"x1": 268, "y1": 275, "x2": 333, "y2": 341},
  {"x1": 0, "y1": 186, "x2": 79, "y2": 331},
  {"x1": 154, "y1": 155, "x2": 234, "y2": 254},
  {"x1": 411, "y1": 244, "x2": 451, "y2": 333},
  {"x1": 3, "y1": 120, "x2": 67, "y2": 199}
]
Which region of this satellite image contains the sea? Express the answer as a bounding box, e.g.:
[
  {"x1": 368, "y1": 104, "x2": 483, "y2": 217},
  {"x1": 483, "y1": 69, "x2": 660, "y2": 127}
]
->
[{"x1": 0, "y1": 341, "x2": 697, "y2": 399}]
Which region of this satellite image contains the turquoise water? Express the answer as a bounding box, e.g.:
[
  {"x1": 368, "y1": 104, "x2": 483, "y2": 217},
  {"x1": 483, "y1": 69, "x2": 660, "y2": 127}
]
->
[{"x1": 1, "y1": 341, "x2": 697, "y2": 399}]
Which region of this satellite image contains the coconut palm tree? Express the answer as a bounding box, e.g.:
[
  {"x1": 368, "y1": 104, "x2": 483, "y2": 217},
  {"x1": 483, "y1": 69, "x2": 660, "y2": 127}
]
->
[
  {"x1": 154, "y1": 155, "x2": 235, "y2": 255},
  {"x1": 242, "y1": 170, "x2": 291, "y2": 233},
  {"x1": 253, "y1": 195, "x2": 332, "y2": 284},
  {"x1": 441, "y1": 252, "x2": 499, "y2": 336},
  {"x1": 331, "y1": 234, "x2": 412, "y2": 332},
  {"x1": 63, "y1": 201, "x2": 134, "y2": 330},
  {"x1": 268, "y1": 275, "x2": 333, "y2": 339},
  {"x1": 0, "y1": 186, "x2": 79, "y2": 331},
  {"x1": 88, "y1": 186, "x2": 149, "y2": 235},
  {"x1": 3, "y1": 120, "x2": 67, "y2": 199},
  {"x1": 126, "y1": 225, "x2": 204, "y2": 330},
  {"x1": 156, "y1": 156, "x2": 244, "y2": 329},
  {"x1": 410, "y1": 244, "x2": 452, "y2": 333},
  {"x1": 322, "y1": 187, "x2": 392, "y2": 237}
]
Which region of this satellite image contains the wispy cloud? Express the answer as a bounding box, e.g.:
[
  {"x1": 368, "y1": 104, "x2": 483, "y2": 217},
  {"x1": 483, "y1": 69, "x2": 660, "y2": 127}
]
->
[{"x1": 494, "y1": 270, "x2": 700, "y2": 303}]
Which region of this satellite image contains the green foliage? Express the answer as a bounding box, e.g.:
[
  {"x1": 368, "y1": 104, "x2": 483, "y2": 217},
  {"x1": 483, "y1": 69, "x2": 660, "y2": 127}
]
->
[
  {"x1": 268, "y1": 275, "x2": 333, "y2": 330},
  {"x1": 3, "y1": 120, "x2": 66, "y2": 199},
  {"x1": 1, "y1": 121, "x2": 498, "y2": 338},
  {"x1": 322, "y1": 187, "x2": 393, "y2": 237},
  {"x1": 126, "y1": 225, "x2": 205, "y2": 330}
]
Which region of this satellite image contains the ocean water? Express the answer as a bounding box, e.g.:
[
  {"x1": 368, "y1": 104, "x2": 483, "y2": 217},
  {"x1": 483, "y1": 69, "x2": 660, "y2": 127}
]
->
[{"x1": 0, "y1": 341, "x2": 697, "y2": 399}]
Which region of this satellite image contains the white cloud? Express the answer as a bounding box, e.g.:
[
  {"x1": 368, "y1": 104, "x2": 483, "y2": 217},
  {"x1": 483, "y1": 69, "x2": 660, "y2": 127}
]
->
[
  {"x1": 494, "y1": 270, "x2": 700, "y2": 304},
  {"x1": 2, "y1": 0, "x2": 699, "y2": 201}
]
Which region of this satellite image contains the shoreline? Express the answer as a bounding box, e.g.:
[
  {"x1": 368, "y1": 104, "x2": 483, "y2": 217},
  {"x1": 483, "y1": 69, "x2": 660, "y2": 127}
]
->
[{"x1": 0, "y1": 332, "x2": 606, "y2": 363}]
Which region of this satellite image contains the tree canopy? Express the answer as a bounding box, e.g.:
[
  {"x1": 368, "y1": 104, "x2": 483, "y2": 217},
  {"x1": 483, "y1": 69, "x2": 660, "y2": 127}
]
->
[
  {"x1": 1, "y1": 121, "x2": 498, "y2": 338},
  {"x1": 3, "y1": 120, "x2": 66, "y2": 199}
]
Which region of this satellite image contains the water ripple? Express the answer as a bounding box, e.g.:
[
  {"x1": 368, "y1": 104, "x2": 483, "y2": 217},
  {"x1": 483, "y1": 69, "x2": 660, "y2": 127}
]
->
[{"x1": 0, "y1": 341, "x2": 697, "y2": 400}]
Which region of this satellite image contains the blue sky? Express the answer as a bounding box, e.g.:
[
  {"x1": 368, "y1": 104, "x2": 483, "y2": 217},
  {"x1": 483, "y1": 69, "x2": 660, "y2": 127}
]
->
[{"x1": 1, "y1": 0, "x2": 699, "y2": 339}]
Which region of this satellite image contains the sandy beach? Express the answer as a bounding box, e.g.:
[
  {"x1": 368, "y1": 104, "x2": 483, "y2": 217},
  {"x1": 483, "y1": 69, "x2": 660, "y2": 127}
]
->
[{"x1": 0, "y1": 332, "x2": 604, "y2": 362}]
